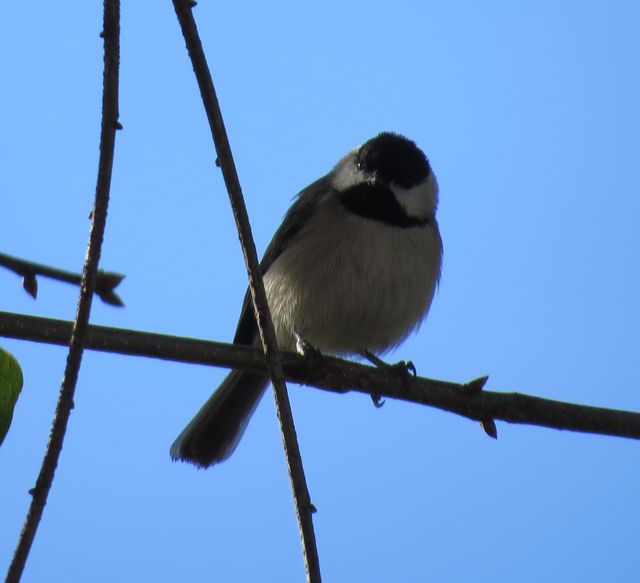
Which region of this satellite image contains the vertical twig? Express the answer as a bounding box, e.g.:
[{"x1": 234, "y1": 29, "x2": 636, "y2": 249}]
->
[
  {"x1": 3, "y1": 2, "x2": 120, "y2": 582},
  {"x1": 171, "y1": 2, "x2": 321, "y2": 581}
]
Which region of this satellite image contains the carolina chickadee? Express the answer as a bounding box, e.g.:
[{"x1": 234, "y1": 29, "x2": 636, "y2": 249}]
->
[{"x1": 171, "y1": 132, "x2": 443, "y2": 468}]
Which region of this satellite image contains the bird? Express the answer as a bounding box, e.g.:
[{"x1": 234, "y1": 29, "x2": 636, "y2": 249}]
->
[{"x1": 170, "y1": 131, "x2": 443, "y2": 468}]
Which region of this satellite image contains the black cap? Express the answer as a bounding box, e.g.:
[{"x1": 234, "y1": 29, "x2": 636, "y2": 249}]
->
[{"x1": 355, "y1": 132, "x2": 430, "y2": 189}]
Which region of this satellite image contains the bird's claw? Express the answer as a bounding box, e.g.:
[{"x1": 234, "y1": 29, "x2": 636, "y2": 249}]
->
[
  {"x1": 389, "y1": 360, "x2": 417, "y2": 391},
  {"x1": 399, "y1": 360, "x2": 417, "y2": 377},
  {"x1": 371, "y1": 393, "x2": 385, "y2": 408}
]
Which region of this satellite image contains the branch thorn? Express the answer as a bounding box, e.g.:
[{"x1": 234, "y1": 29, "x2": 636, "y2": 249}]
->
[
  {"x1": 480, "y1": 417, "x2": 498, "y2": 439},
  {"x1": 462, "y1": 375, "x2": 489, "y2": 396},
  {"x1": 96, "y1": 271, "x2": 125, "y2": 307},
  {"x1": 23, "y1": 273, "x2": 38, "y2": 299}
]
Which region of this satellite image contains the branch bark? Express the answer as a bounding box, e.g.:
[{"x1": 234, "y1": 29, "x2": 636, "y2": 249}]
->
[
  {"x1": 171, "y1": 2, "x2": 321, "y2": 581},
  {"x1": 4, "y1": 2, "x2": 120, "y2": 581},
  {"x1": 2, "y1": 310, "x2": 640, "y2": 442}
]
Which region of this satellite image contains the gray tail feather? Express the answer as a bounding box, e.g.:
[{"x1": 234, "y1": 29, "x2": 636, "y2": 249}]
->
[{"x1": 170, "y1": 370, "x2": 269, "y2": 468}]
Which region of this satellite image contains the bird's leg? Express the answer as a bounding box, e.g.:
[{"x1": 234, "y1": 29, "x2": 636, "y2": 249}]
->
[{"x1": 360, "y1": 350, "x2": 417, "y2": 407}]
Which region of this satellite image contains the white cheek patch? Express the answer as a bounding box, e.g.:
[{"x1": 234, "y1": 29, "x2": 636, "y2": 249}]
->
[
  {"x1": 391, "y1": 172, "x2": 439, "y2": 220},
  {"x1": 332, "y1": 152, "x2": 439, "y2": 222},
  {"x1": 331, "y1": 152, "x2": 368, "y2": 191}
]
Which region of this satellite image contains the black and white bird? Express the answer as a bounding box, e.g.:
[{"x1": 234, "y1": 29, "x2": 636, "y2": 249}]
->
[{"x1": 170, "y1": 132, "x2": 443, "y2": 468}]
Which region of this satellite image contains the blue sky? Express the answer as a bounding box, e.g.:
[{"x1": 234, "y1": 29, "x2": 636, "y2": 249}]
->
[{"x1": 2, "y1": 1, "x2": 639, "y2": 581}]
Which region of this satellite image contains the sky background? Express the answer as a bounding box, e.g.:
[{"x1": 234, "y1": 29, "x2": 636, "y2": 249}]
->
[{"x1": 2, "y1": 1, "x2": 640, "y2": 581}]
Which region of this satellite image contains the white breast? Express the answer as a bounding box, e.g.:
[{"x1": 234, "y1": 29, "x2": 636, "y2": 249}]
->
[{"x1": 263, "y1": 195, "x2": 442, "y2": 354}]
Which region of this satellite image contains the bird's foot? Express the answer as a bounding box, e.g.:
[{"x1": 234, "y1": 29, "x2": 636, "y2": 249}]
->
[
  {"x1": 360, "y1": 350, "x2": 417, "y2": 407},
  {"x1": 294, "y1": 328, "x2": 323, "y2": 362}
]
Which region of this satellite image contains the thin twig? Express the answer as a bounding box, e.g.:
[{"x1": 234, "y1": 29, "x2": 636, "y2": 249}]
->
[
  {"x1": 3, "y1": 2, "x2": 120, "y2": 582},
  {"x1": 171, "y1": 2, "x2": 320, "y2": 580},
  {"x1": 2, "y1": 311, "x2": 640, "y2": 442},
  {"x1": 0, "y1": 252, "x2": 125, "y2": 306}
]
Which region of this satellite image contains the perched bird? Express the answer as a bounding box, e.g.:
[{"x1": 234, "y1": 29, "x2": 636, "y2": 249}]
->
[{"x1": 171, "y1": 132, "x2": 443, "y2": 468}]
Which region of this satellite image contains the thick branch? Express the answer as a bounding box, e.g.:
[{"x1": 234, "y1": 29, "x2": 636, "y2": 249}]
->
[
  {"x1": 2, "y1": 311, "x2": 639, "y2": 441},
  {"x1": 4, "y1": 3, "x2": 120, "y2": 582},
  {"x1": 171, "y1": 2, "x2": 320, "y2": 581},
  {"x1": 0, "y1": 252, "x2": 125, "y2": 306}
]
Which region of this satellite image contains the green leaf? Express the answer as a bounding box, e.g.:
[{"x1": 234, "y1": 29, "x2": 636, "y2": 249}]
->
[{"x1": 0, "y1": 348, "x2": 24, "y2": 446}]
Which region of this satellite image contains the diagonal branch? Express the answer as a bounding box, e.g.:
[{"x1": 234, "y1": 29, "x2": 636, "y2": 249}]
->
[
  {"x1": 171, "y1": 2, "x2": 321, "y2": 581},
  {"x1": 0, "y1": 252, "x2": 125, "y2": 306},
  {"x1": 4, "y1": 2, "x2": 121, "y2": 582},
  {"x1": 2, "y1": 311, "x2": 640, "y2": 442}
]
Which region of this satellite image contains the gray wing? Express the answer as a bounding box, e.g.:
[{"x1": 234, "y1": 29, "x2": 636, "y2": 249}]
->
[{"x1": 233, "y1": 175, "x2": 333, "y2": 345}]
